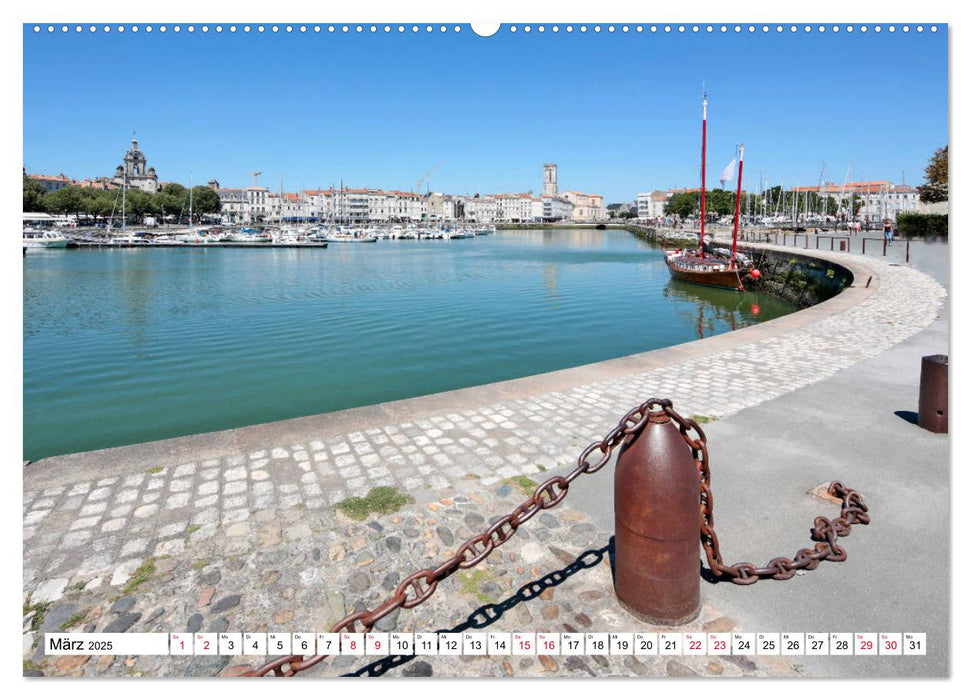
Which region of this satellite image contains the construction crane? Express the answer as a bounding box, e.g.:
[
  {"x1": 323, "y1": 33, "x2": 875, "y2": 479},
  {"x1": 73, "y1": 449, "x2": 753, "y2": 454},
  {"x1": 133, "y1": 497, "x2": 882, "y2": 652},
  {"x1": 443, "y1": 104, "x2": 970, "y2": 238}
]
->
[
  {"x1": 415, "y1": 162, "x2": 443, "y2": 195},
  {"x1": 247, "y1": 171, "x2": 262, "y2": 188}
]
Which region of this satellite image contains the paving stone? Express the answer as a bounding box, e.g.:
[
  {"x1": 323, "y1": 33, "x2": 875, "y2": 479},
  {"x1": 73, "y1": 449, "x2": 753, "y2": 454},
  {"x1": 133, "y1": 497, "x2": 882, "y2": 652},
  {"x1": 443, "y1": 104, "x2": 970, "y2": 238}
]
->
[
  {"x1": 185, "y1": 655, "x2": 231, "y2": 677},
  {"x1": 143, "y1": 608, "x2": 165, "y2": 625},
  {"x1": 208, "y1": 617, "x2": 230, "y2": 633},
  {"x1": 187, "y1": 613, "x2": 203, "y2": 633},
  {"x1": 110, "y1": 596, "x2": 136, "y2": 613},
  {"x1": 402, "y1": 660, "x2": 434, "y2": 677},
  {"x1": 39, "y1": 603, "x2": 77, "y2": 633},
  {"x1": 103, "y1": 613, "x2": 141, "y2": 633},
  {"x1": 211, "y1": 595, "x2": 241, "y2": 614}
]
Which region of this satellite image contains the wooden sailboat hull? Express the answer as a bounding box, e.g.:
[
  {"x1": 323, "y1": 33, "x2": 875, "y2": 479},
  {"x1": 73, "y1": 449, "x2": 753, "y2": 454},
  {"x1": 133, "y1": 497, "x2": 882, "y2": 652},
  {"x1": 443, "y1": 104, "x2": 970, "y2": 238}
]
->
[{"x1": 665, "y1": 256, "x2": 746, "y2": 290}]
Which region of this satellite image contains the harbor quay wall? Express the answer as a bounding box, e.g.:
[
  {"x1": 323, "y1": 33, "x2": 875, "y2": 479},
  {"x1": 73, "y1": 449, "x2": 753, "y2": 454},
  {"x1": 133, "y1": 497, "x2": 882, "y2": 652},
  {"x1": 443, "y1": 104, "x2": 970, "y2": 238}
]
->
[
  {"x1": 739, "y1": 247, "x2": 853, "y2": 308},
  {"x1": 20, "y1": 242, "x2": 947, "y2": 678},
  {"x1": 499, "y1": 223, "x2": 853, "y2": 307}
]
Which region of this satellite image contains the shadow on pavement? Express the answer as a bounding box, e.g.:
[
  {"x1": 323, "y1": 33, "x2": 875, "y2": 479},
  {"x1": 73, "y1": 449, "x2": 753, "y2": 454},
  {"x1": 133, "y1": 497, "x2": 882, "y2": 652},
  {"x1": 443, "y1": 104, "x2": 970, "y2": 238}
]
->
[
  {"x1": 894, "y1": 410, "x2": 919, "y2": 425},
  {"x1": 343, "y1": 541, "x2": 614, "y2": 677}
]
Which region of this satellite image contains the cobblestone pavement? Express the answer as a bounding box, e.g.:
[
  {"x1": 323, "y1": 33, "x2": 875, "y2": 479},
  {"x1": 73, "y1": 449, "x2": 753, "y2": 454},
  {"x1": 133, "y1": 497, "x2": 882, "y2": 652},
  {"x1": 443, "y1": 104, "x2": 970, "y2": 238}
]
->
[{"x1": 22, "y1": 248, "x2": 946, "y2": 677}]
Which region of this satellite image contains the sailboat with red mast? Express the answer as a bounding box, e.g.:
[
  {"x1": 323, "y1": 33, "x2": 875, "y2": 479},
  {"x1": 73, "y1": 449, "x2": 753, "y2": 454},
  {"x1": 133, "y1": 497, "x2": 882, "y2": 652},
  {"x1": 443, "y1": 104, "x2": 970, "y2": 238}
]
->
[{"x1": 665, "y1": 94, "x2": 759, "y2": 291}]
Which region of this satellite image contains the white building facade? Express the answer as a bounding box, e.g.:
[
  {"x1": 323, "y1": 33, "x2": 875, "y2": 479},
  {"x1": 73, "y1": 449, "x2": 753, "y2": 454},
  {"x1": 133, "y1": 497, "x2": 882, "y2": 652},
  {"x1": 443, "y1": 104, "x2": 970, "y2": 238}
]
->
[{"x1": 637, "y1": 191, "x2": 670, "y2": 220}]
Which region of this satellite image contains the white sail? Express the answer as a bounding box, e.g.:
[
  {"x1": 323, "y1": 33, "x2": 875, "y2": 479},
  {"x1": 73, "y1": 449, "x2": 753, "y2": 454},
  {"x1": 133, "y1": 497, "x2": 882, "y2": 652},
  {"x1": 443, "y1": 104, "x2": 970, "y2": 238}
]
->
[{"x1": 719, "y1": 159, "x2": 736, "y2": 189}]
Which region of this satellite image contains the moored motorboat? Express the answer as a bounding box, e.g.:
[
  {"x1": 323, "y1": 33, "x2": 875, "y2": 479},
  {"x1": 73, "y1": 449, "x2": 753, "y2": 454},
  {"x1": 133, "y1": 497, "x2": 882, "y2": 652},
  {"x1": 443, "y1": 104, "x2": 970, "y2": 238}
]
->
[{"x1": 23, "y1": 229, "x2": 70, "y2": 248}]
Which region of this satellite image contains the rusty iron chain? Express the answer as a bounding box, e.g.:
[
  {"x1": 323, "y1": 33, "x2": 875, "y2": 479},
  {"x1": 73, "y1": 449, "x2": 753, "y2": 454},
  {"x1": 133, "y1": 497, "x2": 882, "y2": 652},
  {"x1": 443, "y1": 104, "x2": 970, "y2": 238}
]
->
[
  {"x1": 242, "y1": 398, "x2": 868, "y2": 676},
  {"x1": 666, "y1": 409, "x2": 871, "y2": 586}
]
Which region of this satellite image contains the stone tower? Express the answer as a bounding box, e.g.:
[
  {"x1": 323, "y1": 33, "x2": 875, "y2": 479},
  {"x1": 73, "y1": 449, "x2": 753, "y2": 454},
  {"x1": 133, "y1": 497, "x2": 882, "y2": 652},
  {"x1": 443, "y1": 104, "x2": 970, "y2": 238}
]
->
[
  {"x1": 543, "y1": 163, "x2": 558, "y2": 197},
  {"x1": 112, "y1": 136, "x2": 160, "y2": 193}
]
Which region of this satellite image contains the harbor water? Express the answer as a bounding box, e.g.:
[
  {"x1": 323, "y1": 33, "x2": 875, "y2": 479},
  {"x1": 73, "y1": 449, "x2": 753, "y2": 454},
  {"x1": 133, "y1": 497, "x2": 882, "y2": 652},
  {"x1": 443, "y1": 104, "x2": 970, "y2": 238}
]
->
[{"x1": 23, "y1": 228, "x2": 797, "y2": 461}]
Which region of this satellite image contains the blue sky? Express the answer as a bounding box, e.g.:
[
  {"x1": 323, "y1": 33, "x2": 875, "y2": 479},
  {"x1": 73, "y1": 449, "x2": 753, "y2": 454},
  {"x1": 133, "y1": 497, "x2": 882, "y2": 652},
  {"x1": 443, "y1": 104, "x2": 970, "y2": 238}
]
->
[{"x1": 23, "y1": 24, "x2": 948, "y2": 201}]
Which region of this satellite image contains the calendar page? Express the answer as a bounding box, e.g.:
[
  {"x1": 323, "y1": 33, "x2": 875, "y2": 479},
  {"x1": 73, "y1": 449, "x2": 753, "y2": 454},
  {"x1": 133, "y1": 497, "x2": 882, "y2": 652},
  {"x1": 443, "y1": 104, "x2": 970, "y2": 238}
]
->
[{"x1": 18, "y1": 0, "x2": 953, "y2": 687}]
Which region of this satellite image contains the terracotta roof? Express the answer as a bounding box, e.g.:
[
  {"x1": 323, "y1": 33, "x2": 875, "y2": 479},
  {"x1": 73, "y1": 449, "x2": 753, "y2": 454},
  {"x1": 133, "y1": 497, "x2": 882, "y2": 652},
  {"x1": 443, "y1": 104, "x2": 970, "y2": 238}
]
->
[{"x1": 28, "y1": 173, "x2": 71, "y2": 182}]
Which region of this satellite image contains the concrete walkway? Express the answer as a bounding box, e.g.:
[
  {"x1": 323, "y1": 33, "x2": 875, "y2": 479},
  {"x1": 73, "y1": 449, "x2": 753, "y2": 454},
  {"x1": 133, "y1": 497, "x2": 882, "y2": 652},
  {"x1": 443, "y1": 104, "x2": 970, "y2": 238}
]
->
[{"x1": 22, "y1": 239, "x2": 947, "y2": 678}]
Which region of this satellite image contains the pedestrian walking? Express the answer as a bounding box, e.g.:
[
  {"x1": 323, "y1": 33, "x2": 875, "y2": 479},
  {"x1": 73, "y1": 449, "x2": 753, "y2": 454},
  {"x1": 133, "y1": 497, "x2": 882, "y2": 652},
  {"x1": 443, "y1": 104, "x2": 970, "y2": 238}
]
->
[{"x1": 883, "y1": 218, "x2": 894, "y2": 245}]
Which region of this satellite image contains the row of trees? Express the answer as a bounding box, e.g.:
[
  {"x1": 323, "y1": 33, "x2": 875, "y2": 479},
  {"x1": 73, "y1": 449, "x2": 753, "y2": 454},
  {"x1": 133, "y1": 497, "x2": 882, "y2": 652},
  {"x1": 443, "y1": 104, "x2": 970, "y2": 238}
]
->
[
  {"x1": 24, "y1": 178, "x2": 221, "y2": 224},
  {"x1": 665, "y1": 188, "x2": 851, "y2": 220}
]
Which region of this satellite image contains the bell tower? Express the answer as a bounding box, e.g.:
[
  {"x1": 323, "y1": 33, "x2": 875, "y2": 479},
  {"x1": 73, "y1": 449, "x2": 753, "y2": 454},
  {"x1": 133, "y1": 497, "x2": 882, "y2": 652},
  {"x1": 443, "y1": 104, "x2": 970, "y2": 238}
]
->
[{"x1": 543, "y1": 163, "x2": 558, "y2": 197}]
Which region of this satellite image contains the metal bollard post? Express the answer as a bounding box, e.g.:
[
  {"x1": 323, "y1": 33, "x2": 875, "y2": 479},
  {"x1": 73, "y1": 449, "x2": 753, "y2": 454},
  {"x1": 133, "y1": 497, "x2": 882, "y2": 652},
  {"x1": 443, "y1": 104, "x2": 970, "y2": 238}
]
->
[
  {"x1": 918, "y1": 354, "x2": 948, "y2": 433},
  {"x1": 614, "y1": 409, "x2": 700, "y2": 625}
]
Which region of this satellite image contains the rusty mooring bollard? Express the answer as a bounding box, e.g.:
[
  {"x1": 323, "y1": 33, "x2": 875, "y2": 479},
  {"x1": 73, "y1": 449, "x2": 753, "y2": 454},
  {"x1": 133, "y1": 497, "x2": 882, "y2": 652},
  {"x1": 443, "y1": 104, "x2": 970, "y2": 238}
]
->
[
  {"x1": 614, "y1": 409, "x2": 700, "y2": 625},
  {"x1": 918, "y1": 354, "x2": 948, "y2": 433}
]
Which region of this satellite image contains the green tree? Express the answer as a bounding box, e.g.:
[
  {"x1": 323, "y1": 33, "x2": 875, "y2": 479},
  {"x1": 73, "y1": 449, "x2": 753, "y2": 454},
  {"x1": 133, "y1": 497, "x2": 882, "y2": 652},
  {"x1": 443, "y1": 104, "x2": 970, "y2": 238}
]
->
[
  {"x1": 85, "y1": 188, "x2": 120, "y2": 222},
  {"x1": 706, "y1": 189, "x2": 734, "y2": 216},
  {"x1": 156, "y1": 183, "x2": 187, "y2": 222},
  {"x1": 190, "y1": 186, "x2": 221, "y2": 216},
  {"x1": 665, "y1": 192, "x2": 697, "y2": 218},
  {"x1": 23, "y1": 175, "x2": 47, "y2": 212},
  {"x1": 45, "y1": 185, "x2": 84, "y2": 217},
  {"x1": 917, "y1": 146, "x2": 948, "y2": 203},
  {"x1": 124, "y1": 189, "x2": 154, "y2": 221}
]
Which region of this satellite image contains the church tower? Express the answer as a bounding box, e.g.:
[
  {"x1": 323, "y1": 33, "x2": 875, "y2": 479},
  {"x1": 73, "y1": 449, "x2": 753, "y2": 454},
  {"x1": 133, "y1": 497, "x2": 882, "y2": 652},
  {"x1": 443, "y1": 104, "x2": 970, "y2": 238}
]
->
[{"x1": 543, "y1": 163, "x2": 558, "y2": 197}]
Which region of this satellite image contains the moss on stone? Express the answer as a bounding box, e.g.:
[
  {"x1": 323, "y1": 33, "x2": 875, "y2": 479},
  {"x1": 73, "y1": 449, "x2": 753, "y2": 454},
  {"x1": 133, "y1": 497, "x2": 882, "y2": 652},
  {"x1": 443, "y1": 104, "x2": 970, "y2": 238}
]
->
[{"x1": 336, "y1": 487, "x2": 413, "y2": 521}]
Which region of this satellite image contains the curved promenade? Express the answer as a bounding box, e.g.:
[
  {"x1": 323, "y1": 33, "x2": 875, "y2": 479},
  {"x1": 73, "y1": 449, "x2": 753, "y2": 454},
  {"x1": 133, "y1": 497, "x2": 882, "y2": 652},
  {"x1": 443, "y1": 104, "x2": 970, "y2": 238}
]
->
[{"x1": 22, "y1": 244, "x2": 946, "y2": 678}]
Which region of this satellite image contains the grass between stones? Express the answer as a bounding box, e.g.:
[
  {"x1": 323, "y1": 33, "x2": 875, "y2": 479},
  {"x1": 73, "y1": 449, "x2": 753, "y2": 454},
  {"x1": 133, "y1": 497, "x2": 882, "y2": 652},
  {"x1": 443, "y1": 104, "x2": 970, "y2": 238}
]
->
[
  {"x1": 458, "y1": 570, "x2": 496, "y2": 604},
  {"x1": 60, "y1": 611, "x2": 88, "y2": 631},
  {"x1": 691, "y1": 414, "x2": 714, "y2": 424},
  {"x1": 23, "y1": 596, "x2": 51, "y2": 632},
  {"x1": 336, "y1": 487, "x2": 413, "y2": 521},
  {"x1": 504, "y1": 475, "x2": 538, "y2": 496},
  {"x1": 122, "y1": 557, "x2": 157, "y2": 595}
]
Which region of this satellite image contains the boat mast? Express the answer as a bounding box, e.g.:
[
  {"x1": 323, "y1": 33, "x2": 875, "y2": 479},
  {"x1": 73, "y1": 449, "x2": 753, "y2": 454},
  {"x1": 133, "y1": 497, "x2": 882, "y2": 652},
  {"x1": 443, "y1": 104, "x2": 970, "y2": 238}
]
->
[
  {"x1": 121, "y1": 173, "x2": 127, "y2": 233},
  {"x1": 731, "y1": 144, "x2": 744, "y2": 267},
  {"x1": 700, "y1": 93, "x2": 708, "y2": 258},
  {"x1": 189, "y1": 172, "x2": 194, "y2": 233}
]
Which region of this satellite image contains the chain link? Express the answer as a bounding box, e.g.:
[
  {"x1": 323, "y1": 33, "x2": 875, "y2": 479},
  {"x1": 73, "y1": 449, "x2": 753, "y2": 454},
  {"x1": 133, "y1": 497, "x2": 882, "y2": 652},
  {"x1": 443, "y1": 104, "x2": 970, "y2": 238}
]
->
[
  {"x1": 664, "y1": 407, "x2": 870, "y2": 585},
  {"x1": 242, "y1": 398, "x2": 868, "y2": 676}
]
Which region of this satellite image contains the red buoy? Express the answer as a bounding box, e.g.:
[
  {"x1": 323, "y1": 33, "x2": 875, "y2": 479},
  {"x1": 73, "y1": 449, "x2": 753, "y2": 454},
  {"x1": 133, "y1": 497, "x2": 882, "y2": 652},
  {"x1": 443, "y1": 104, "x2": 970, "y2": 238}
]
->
[{"x1": 750, "y1": 269, "x2": 761, "y2": 279}]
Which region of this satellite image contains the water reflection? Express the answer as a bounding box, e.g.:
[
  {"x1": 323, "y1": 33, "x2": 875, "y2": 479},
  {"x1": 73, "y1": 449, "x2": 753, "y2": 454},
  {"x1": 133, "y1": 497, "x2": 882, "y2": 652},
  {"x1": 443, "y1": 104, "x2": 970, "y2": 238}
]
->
[{"x1": 663, "y1": 281, "x2": 766, "y2": 340}]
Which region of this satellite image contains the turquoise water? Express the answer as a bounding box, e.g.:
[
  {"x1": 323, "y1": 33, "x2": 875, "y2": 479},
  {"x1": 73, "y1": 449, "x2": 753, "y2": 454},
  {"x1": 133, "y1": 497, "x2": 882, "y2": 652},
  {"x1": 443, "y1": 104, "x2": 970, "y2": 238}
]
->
[{"x1": 23, "y1": 229, "x2": 796, "y2": 460}]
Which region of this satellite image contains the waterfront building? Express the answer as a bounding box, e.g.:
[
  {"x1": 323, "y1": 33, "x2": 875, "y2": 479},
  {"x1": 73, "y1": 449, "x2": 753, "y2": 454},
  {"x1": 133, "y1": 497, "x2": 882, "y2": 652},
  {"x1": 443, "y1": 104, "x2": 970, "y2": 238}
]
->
[
  {"x1": 305, "y1": 189, "x2": 335, "y2": 222},
  {"x1": 26, "y1": 172, "x2": 72, "y2": 193},
  {"x1": 494, "y1": 193, "x2": 537, "y2": 222},
  {"x1": 543, "y1": 163, "x2": 558, "y2": 197},
  {"x1": 531, "y1": 197, "x2": 544, "y2": 221},
  {"x1": 427, "y1": 193, "x2": 466, "y2": 222},
  {"x1": 637, "y1": 191, "x2": 670, "y2": 220},
  {"x1": 862, "y1": 185, "x2": 921, "y2": 223},
  {"x1": 76, "y1": 177, "x2": 117, "y2": 191},
  {"x1": 607, "y1": 202, "x2": 637, "y2": 216},
  {"x1": 541, "y1": 195, "x2": 574, "y2": 222},
  {"x1": 560, "y1": 190, "x2": 606, "y2": 221},
  {"x1": 217, "y1": 188, "x2": 247, "y2": 224},
  {"x1": 791, "y1": 180, "x2": 919, "y2": 224},
  {"x1": 463, "y1": 195, "x2": 498, "y2": 223},
  {"x1": 245, "y1": 187, "x2": 270, "y2": 223},
  {"x1": 110, "y1": 137, "x2": 160, "y2": 193}
]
